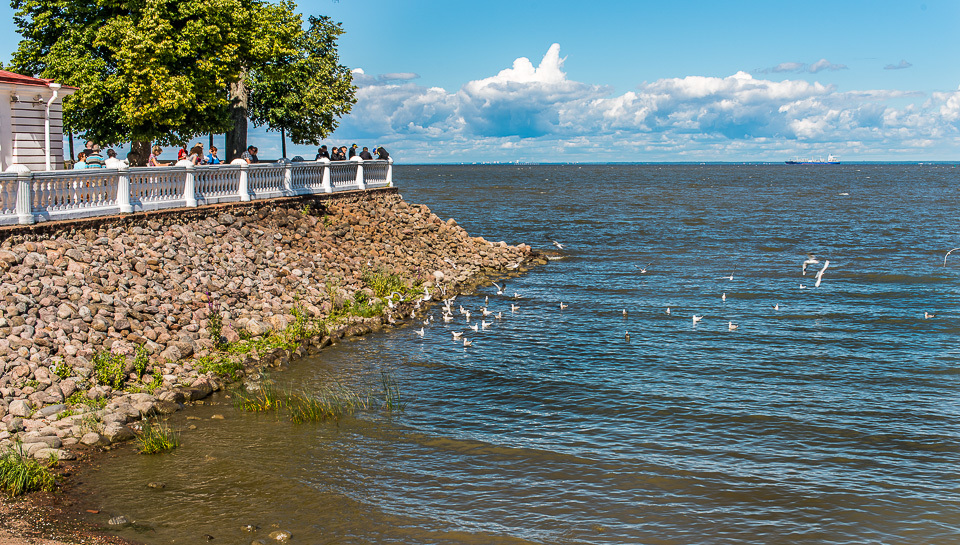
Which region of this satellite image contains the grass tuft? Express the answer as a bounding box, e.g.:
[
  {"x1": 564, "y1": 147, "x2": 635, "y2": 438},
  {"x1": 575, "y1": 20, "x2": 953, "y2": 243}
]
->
[
  {"x1": 136, "y1": 418, "x2": 180, "y2": 454},
  {"x1": 0, "y1": 443, "x2": 56, "y2": 496}
]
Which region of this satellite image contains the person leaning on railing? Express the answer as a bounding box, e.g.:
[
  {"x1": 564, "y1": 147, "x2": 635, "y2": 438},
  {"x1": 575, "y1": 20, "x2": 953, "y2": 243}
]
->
[{"x1": 148, "y1": 146, "x2": 172, "y2": 166}]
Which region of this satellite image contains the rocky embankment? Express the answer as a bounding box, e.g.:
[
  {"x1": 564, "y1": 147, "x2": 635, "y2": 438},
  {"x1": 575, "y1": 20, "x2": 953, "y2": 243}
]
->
[{"x1": 0, "y1": 189, "x2": 539, "y2": 458}]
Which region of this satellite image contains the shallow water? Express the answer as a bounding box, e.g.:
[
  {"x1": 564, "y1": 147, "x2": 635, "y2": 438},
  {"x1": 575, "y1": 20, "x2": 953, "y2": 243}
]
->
[{"x1": 81, "y1": 164, "x2": 960, "y2": 544}]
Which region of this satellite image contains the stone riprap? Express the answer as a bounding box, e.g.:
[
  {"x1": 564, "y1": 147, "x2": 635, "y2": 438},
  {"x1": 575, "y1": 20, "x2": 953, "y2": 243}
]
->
[{"x1": 0, "y1": 189, "x2": 539, "y2": 456}]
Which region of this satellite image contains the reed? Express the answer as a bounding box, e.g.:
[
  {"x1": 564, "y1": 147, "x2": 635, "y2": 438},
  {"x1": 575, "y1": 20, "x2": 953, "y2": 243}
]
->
[
  {"x1": 0, "y1": 443, "x2": 56, "y2": 496},
  {"x1": 234, "y1": 382, "x2": 370, "y2": 423},
  {"x1": 136, "y1": 418, "x2": 180, "y2": 454},
  {"x1": 380, "y1": 371, "x2": 406, "y2": 413}
]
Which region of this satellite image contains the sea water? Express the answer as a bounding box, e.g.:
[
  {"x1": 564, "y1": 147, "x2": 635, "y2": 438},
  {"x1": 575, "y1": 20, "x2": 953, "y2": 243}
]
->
[{"x1": 80, "y1": 164, "x2": 960, "y2": 544}]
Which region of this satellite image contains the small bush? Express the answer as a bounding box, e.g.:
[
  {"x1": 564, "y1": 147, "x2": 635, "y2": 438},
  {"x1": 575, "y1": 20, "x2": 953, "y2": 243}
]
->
[
  {"x1": 52, "y1": 361, "x2": 73, "y2": 380},
  {"x1": 0, "y1": 444, "x2": 56, "y2": 496},
  {"x1": 133, "y1": 345, "x2": 149, "y2": 379},
  {"x1": 207, "y1": 301, "x2": 224, "y2": 350},
  {"x1": 136, "y1": 418, "x2": 180, "y2": 454},
  {"x1": 92, "y1": 351, "x2": 126, "y2": 389}
]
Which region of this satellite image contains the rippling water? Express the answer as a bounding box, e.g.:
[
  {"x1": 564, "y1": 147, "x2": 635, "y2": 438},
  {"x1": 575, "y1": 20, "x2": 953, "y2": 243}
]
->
[{"x1": 82, "y1": 164, "x2": 960, "y2": 544}]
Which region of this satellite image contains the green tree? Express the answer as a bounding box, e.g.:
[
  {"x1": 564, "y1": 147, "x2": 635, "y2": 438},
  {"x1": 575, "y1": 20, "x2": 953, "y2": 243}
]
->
[
  {"x1": 247, "y1": 15, "x2": 356, "y2": 157},
  {"x1": 9, "y1": 0, "x2": 354, "y2": 164}
]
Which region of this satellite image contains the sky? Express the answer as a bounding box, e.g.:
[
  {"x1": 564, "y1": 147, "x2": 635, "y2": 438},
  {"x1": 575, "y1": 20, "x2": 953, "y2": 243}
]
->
[{"x1": 1, "y1": 0, "x2": 959, "y2": 163}]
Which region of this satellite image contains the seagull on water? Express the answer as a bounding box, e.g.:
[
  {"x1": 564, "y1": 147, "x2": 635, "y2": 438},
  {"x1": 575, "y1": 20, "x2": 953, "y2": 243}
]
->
[
  {"x1": 552, "y1": 240, "x2": 564, "y2": 250},
  {"x1": 511, "y1": 303, "x2": 519, "y2": 312},
  {"x1": 443, "y1": 313, "x2": 454, "y2": 323},
  {"x1": 481, "y1": 307, "x2": 492, "y2": 317},
  {"x1": 773, "y1": 303, "x2": 780, "y2": 311},
  {"x1": 559, "y1": 302, "x2": 568, "y2": 310},
  {"x1": 415, "y1": 327, "x2": 424, "y2": 337},
  {"x1": 692, "y1": 315, "x2": 703, "y2": 325},
  {"x1": 452, "y1": 331, "x2": 463, "y2": 340},
  {"x1": 625, "y1": 331, "x2": 631, "y2": 341},
  {"x1": 666, "y1": 307, "x2": 671, "y2": 315},
  {"x1": 470, "y1": 323, "x2": 479, "y2": 332},
  {"x1": 492, "y1": 282, "x2": 505, "y2": 295},
  {"x1": 463, "y1": 339, "x2": 473, "y2": 347},
  {"x1": 728, "y1": 321, "x2": 738, "y2": 331},
  {"x1": 495, "y1": 311, "x2": 502, "y2": 320},
  {"x1": 815, "y1": 260, "x2": 830, "y2": 288},
  {"x1": 722, "y1": 273, "x2": 734, "y2": 281},
  {"x1": 802, "y1": 254, "x2": 820, "y2": 275},
  {"x1": 481, "y1": 320, "x2": 491, "y2": 330},
  {"x1": 464, "y1": 310, "x2": 471, "y2": 322},
  {"x1": 622, "y1": 308, "x2": 628, "y2": 318},
  {"x1": 721, "y1": 292, "x2": 726, "y2": 302},
  {"x1": 924, "y1": 312, "x2": 936, "y2": 319}
]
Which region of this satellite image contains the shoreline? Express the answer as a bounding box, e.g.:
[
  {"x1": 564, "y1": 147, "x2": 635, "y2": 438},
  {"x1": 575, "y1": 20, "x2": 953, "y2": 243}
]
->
[{"x1": 0, "y1": 188, "x2": 545, "y2": 544}]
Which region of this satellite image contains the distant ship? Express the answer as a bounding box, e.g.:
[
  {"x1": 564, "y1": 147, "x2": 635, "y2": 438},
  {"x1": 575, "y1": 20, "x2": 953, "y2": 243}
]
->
[{"x1": 785, "y1": 154, "x2": 840, "y2": 165}]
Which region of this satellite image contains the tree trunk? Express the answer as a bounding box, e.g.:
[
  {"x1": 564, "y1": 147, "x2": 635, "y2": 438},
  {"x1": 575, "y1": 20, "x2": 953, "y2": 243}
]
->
[
  {"x1": 130, "y1": 140, "x2": 151, "y2": 166},
  {"x1": 281, "y1": 127, "x2": 287, "y2": 158},
  {"x1": 67, "y1": 131, "x2": 75, "y2": 161},
  {"x1": 226, "y1": 74, "x2": 249, "y2": 162}
]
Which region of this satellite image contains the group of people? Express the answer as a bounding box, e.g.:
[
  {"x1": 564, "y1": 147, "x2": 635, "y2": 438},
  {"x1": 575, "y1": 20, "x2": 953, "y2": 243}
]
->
[
  {"x1": 315, "y1": 144, "x2": 389, "y2": 161},
  {"x1": 73, "y1": 140, "x2": 388, "y2": 168}
]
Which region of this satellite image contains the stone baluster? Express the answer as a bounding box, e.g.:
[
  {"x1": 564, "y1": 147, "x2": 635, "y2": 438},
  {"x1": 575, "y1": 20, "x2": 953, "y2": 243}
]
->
[
  {"x1": 5, "y1": 164, "x2": 34, "y2": 225},
  {"x1": 117, "y1": 163, "x2": 133, "y2": 213},
  {"x1": 184, "y1": 163, "x2": 197, "y2": 207},
  {"x1": 232, "y1": 159, "x2": 251, "y2": 201},
  {"x1": 386, "y1": 157, "x2": 394, "y2": 187},
  {"x1": 283, "y1": 161, "x2": 293, "y2": 195},
  {"x1": 319, "y1": 158, "x2": 332, "y2": 193},
  {"x1": 352, "y1": 156, "x2": 365, "y2": 190}
]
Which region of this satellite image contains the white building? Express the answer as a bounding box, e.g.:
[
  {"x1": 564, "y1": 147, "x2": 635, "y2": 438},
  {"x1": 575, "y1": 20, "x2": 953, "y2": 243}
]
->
[{"x1": 0, "y1": 70, "x2": 76, "y2": 172}]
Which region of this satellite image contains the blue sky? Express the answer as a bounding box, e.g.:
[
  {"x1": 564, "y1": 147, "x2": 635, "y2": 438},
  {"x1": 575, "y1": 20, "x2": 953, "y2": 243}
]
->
[{"x1": 1, "y1": 0, "x2": 958, "y2": 162}]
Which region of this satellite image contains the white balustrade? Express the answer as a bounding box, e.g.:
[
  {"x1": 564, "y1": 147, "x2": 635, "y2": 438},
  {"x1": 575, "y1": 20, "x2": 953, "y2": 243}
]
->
[{"x1": 0, "y1": 158, "x2": 395, "y2": 225}]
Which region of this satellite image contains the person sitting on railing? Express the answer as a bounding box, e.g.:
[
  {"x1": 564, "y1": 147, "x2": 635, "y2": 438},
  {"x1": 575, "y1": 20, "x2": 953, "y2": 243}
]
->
[
  {"x1": 84, "y1": 145, "x2": 106, "y2": 168},
  {"x1": 241, "y1": 145, "x2": 259, "y2": 164},
  {"x1": 376, "y1": 146, "x2": 390, "y2": 160},
  {"x1": 73, "y1": 151, "x2": 88, "y2": 170},
  {"x1": 359, "y1": 146, "x2": 373, "y2": 160},
  {"x1": 206, "y1": 146, "x2": 222, "y2": 165},
  {"x1": 315, "y1": 145, "x2": 330, "y2": 160},
  {"x1": 148, "y1": 146, "x2": 171, "y2": 166},
  {"x1": 187, "y1": 144, "x2": 205, "y2": 165}
]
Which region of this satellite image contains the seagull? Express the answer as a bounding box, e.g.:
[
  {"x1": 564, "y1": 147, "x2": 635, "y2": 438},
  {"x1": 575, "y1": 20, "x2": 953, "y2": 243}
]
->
[
  {"x1": 459, "y1": 305, "x2": 467, "y2": 314},
  {"x1": 422, "y1": 318, "x2": 430, "y2": 326},
  {"x1": 443, "y1": 313, "x2": 453, "y2": 323},
  {"x1": 802, "y1": 254, "x2": 820, "y2": 275},
  {"x1": 559, "y1": 302, "x2": 568, "y2": 310},
  {"x1": 721, "y1": 292, "x2": 726, "y2": 302},
  {"x1": 773, "y1": 303, "x2": 780, "y2": 311},
  {"x1": 452, "y1": 331, "x2": 463, "y2": 340},
  {"x1": 552, "y1": 240, "x2": 564, "y2": 250},
  {"x1": 665, "y1": 307, "x2": 671, "y2": 315},
  {"x1": 692, "y1": 315, "x2": 703, "y2": 325},
  {"x1": 622, "y1": 308, "x2": 628, "y2": 318},
  {"x1": 636, "y1": 263, "x2": 651, "y2": 273},
  {"x1": 493, "y1": 282, "x2": 505, "y2": 295},
  {"x1": 723, "y1": 273, "x2": 734, "y2": 281},
  {"x1": 481, "y1": 307, "x2": 492, "y2": 317},
  {"x1": 944, "y1": 248, "x2": 960, "y2": 267},
  {"x1": 625, "y1": 331, "x2": 631, "y2": 341},
  {"x1": 815, "y1": 260, "x2": 830, "y2": 288},
  {"x1": 799, "y1": 284, "x2": 806, "y2": 290},
  {"x1": 469, "y1": 323, "x2": 479, "y2": 332},
  {"x1": 728, "y1": 321, "x2": 738, "y2": 331},
  {"x1": 463, "y1": 339, "x2": 473, "y2": 347},
  {"x1": 415, "y1": 327, "x2": 424, "y2": 337},
  {"x1": 484, "y1": 296, "x2": 489, "y2": 306},
  {"x1": 481, "y1": 320, "x2": 491, "y2": 330},
  {"x1": 513, "y1": 292, "x2": 522, "y2": 299},
  {"x1": 924, "y1": 312, "x2": 936, "y2": 319},
  {"x1": 495, "y1": 312, "x2": 502, "y2": 320},
  {"x1": 511, "y1": 303, "x2": 519, "y2": 312},
  {"x1": 464, "y1": 310, "x2": 471, "y2": 322}
]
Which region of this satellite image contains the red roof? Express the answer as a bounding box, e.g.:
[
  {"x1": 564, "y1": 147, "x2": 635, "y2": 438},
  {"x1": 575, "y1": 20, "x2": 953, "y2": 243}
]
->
[{"x1": 0, "y1": 70, "x2": 77, "y2": 90}]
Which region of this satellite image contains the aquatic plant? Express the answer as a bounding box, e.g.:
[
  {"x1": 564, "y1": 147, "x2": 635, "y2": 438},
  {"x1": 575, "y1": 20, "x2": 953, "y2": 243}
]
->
[
  {"x1": 380, "y1": 371, "x2": 406, "y2": 413},
  {"x1": 0, "y1": 443, "x2": 56, "y2": 496},
  {"x1": 136, "y1": 418, "x2": 180, "y2": 454},
  {"x1": 232, "y1": 382, "x2": 370, "y2": 423}
]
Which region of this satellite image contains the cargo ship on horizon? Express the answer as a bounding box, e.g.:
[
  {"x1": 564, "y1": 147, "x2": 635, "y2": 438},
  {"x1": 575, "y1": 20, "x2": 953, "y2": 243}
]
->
[{"x1": 785, "y1": 154, "x2": 840, "y2": 165}]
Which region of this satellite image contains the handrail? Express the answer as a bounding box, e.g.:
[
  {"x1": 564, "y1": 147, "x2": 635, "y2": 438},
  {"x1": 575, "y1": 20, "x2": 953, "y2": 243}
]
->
[{"x1": 0, "y1": 158, "x2": 394, "y2": 225}]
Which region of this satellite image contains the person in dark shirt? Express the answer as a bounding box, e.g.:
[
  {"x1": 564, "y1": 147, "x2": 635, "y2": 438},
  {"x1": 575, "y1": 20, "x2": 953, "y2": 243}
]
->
[
  {"x1": 376, "y1": 146, "x2": 390, "y2": 160},
  {"x1": 359, "y1": 146, "x2": 373, "y2": 160},
  {"x1": 316, "y1": 145, "x2": 330, "y2": 160},
  {"x1": 331, "y1": 146, "x2": 344, "y2": 161},
  {"x1": 240, "y1": 145, "x2": 259, "y2": 164},
  {"x1": 348, "y1": 144, "x2": 358, "y2": 159}
]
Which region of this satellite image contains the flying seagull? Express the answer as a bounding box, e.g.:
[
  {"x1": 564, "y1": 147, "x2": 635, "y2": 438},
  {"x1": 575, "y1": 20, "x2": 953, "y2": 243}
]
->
[
  {"x1": 636, "y1": 263, "x2": 651, "y2": 273},
  {"x1": 802, "y1": 254, "x2": 820, "y2": 275},
  {"x1": 552, "y1": 240, "x2": 564, "y2": 250},
  {"x1": 944, "y1": 248, "x2": 960, "y2": 267},
  {"x1": 815, "y1": 260, "x2": 831, "y2": 288}
]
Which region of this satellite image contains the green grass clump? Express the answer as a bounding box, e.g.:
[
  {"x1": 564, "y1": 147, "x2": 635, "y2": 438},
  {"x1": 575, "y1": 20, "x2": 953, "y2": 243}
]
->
[
  {"x1": 92, "y1": 351, "x2": 126, "y2": 389},
  {"x1": 233, "y1": 382, "x2": 369, "y2": 423},
  {"x1": 380, "y1": 371, "x2": 406, "y2": 413},
  {"x1": 136, "y1": 418, "x2": 180, "y2": 454},
  {"x1": 0, "y1": 444, "x2": 56, "y2": 496},
  {"x1": 362, "y1": 269, "x2": 408, "y2": 298}
]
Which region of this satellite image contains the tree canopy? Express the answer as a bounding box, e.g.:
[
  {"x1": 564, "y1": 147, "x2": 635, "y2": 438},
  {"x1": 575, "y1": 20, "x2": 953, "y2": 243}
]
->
[{"x1": 9, "y1": 0, "x2": 355, "y2": 151}]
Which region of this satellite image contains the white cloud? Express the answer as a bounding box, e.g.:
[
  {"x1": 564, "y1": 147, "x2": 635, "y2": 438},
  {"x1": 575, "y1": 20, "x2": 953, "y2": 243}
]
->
[
  {"x1": 759, "y1": 58, "x2": 848, "y2": 74},
  {"x1": 884, "y1": 59, "x2": 913, "y2": 70},
  {"x1": 330, "y1": 45, "x2": 960, "y2": 162}
]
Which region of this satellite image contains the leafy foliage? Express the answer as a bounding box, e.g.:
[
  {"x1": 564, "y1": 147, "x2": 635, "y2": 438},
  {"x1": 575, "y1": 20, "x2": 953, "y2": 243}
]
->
[
  {"x1": 136, "y1": 418, "x2": 180, "y2": 454},
  {"x1": 0, "y1": 443, "x2": 56, "y2": 496},
  {"x1": 92, "y1": 351, "x2": 126, "y2": 390}
]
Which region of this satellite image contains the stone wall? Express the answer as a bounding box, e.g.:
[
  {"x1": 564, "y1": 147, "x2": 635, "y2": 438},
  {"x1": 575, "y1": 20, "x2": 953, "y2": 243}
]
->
[{"x1": 0, "y1": 189, "x2": 537, "y2": 456}]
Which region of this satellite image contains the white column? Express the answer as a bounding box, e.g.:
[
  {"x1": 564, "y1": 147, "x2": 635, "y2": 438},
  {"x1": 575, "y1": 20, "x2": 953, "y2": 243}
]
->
[
  {"x1": 386, "y1": 157, "x2": 394, "y2": 187},
  {"x1": 117, "y1": 163, "x2": 132, "y2": 213},
  {"x1": 319, "y1": 158, "x2": 332, "y2": 193},
  {"x1": 283, "y1": 160, "x2": 293, "y2": 195},
  {"x1": 232, "y1": 158, "x2": 251, "y2": 201},
  {"x1": 352, "y1": 156, "x2": 365, "y2": 190},
  {"x1": 184, "y1": 163, "x2": 197, "y2": 207},
  {"x1": 6, "y1": 164, "x2": 33, "y2": 225}
]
